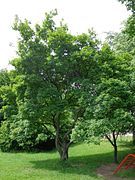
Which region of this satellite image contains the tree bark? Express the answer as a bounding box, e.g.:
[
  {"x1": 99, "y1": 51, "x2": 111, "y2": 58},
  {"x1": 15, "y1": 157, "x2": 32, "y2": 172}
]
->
[
  {"x1": 131, "y1": 110, "x2": 135, "y2": 145},
  {"x1": 113, "y1": 144, "x2": 118, "y2": 163},
  {"x1": 112, "y1": 131, "x2": 118, "y2": 163},
  {"x1": 55, "y1": 126, "x2": 70, "y2": 161},
  {"x1": 133, "y1": 126, "x2": 135, "y2": 145},
  {"x1": 55, "y1": 136, "x2": 69, "y2": 161},
  {"x1": 59, "y1": 143, "x2": 69, "y2": 161}
]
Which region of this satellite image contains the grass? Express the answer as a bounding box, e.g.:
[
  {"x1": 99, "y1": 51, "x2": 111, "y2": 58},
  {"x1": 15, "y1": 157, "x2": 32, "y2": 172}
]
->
[{"x1": 0, "y1": 140, "x2": 134, "y2": 180}]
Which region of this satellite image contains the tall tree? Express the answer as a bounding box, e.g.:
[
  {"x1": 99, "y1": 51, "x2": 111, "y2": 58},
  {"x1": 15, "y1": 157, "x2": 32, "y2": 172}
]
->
[{"x1": 10, "y1": 11, "x2": 99, "y2": 160}]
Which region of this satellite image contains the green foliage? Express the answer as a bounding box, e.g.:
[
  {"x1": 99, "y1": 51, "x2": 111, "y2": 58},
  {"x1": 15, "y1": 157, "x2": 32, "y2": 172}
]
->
[
  {"x1": 0, "y1": 11, "x2": 100, "y2": 159},
  {"x1": 94, "y1": 78, "x2": 133, "y2": 132},
  {"x1": 0, "y1": 70, "x2": 11, "y2": 123},
  {"x1": 123, "y1": 15, "x2": 135, "y2": 39},
  {"x1": 0, "y1": 116, "x2": 54, "y2": 151},
  {"x1": 0, "y1": 71, "x2": 54, "y2": 152},
  {"x1": 72, "y1": 43, "x2": 134, "y2": 162},
  {"x1": 0, "y1": 121, "x2": 12, "y2": 152}
]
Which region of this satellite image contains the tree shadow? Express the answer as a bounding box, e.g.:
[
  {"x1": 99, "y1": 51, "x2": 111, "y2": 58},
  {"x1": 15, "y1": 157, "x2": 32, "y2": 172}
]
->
[{"x1": 30, "y1": 149, "x2": 133, "y2": 178}]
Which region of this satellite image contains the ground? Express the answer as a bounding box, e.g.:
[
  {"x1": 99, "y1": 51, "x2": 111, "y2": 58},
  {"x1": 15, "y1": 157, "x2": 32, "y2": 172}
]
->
[{"x1": 97, "y1": 163, "x2": 134, "y2": 180}]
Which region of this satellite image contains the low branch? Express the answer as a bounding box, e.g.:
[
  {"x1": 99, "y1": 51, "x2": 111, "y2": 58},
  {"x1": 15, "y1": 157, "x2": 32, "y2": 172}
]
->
[
  {"x1": 63, "y1": 108, "x2": 85, "y2": 139},
  {"x1": 105, "y1": 134, "x2": 114, "y2": 146},
  {"x1": 115, "y1": 132, "x2": 119, "y2": 140},
  {"x1": 112, "y1": 130, "x2": 117, "y2": 147}
]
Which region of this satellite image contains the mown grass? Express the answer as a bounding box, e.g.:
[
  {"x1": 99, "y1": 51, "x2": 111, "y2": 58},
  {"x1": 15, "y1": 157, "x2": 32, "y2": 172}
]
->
[{"x1": 0, "y1": 140, "x2": 134, "y2": 180}]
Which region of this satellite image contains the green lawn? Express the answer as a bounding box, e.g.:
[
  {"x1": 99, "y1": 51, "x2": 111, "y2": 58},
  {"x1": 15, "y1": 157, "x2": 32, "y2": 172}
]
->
[{"x1": 0, "y1": 141, "x2": 134, "y2": 180}]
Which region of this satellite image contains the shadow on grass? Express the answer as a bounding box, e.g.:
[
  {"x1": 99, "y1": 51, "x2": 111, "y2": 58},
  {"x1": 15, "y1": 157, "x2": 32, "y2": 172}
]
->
[{"x1": 30, "y1": 149, "x2": 134, "y2": 178}]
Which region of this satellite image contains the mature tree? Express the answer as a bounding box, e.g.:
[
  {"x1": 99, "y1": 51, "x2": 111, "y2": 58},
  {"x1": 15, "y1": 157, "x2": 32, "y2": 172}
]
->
[{"x1": 9, "y1": 10, "x2": 99, "y2": 160}]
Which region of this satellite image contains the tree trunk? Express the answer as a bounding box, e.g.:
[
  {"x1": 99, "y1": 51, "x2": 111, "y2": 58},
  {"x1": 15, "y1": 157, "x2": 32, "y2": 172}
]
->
[
  {"x1": 113, "y1": 144, "x2": 118, "y2": 163},
  {"x1": 55, "y1": 130, "x2": 70, "y2": 161},
  {"x1": 55, "y1": 138, "x2": 69, "y2": 161},
  {"x1": 106, "y1": 131, "x2": 118, "y2": 163},
  {"x1": 112, "y1": 131, "x2": 118, "y2": 163},
  {"x1": 133, "y1": 126, "x2": 135, "y2": 145},
  {"x1": 59, "y1": 143, "x2": 69, "y2": 161}
]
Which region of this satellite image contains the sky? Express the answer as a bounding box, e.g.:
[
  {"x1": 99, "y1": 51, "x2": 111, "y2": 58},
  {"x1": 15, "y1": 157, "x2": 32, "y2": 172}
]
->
[{"x1": 0, "y1": 0, "x2": 130, "y2": 69}]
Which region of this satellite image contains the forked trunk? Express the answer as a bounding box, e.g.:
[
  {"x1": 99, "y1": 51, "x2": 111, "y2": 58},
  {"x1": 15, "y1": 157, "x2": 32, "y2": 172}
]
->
[
  {"x1": 59, "y1": 145, "x2": 69, "y2": 161},
  {"x1": 55, "y1": 134, "x2": 70, "y2": 161},
  {"x1": 56, "y1": 141, "x2": 69, "y2": 161},
  {"x1": 106, "y1": 131, "x2": 118, "y2": 163}
]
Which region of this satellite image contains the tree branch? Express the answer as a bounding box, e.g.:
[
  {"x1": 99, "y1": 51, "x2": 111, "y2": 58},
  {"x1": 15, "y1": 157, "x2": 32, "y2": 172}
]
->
[
  {"x1": 105, "y1": 134, "x2": 114, "y2": 146},
  {"x1": 42, "y1": 124, "x2": 55, "y2": 137},
  {"x1": 63, "y1": 108, "x2": 85, "y2": 139}
]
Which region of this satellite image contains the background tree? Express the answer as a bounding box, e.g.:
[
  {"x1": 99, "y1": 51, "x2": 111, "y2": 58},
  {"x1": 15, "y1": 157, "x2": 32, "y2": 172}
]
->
[
  {"x1": 109, "y1": 15, "x2": 135, "y2": 145},
  {"x1": 72, "y1": 44, "x2": 134, "y2": 163},
  {"x1": 0, "y1": 70, "x2": 19, "y2": 151},
  {"x1": 0, "y1": 69, "x2": 10, "y2": 124}
]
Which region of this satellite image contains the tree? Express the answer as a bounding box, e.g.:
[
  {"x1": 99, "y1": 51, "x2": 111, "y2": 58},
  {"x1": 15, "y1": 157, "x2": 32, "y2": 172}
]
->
[
  {"x1": 72, "y1": 44, "x2": 134, "y2": 163},
  {"x1": 129, "y1": 67, "x2": 135, "y2": 145},
  {"x1": 108, "y1": 14, "x2": 135, "y2": 145},
  {"x1": 10, "y1": 10, "x2": 99, "y2": 160},
  {"x1": 93, "y1": 45, "x2": 134, "y2": 162},
  {"x1": 93, "y1": 79, "x2": 133, "y2": 163}
]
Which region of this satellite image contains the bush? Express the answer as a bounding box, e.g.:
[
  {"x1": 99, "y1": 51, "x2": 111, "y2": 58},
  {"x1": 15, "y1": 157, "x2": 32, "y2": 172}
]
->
[{"x1": 0, "y1": 120, "x2": 55, "y2": 152}]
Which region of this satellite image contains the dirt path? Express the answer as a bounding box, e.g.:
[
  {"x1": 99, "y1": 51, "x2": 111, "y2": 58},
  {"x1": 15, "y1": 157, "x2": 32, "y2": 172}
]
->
[{"x1": 96, "y1": 163, "x2": 132, "y2": 180}]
